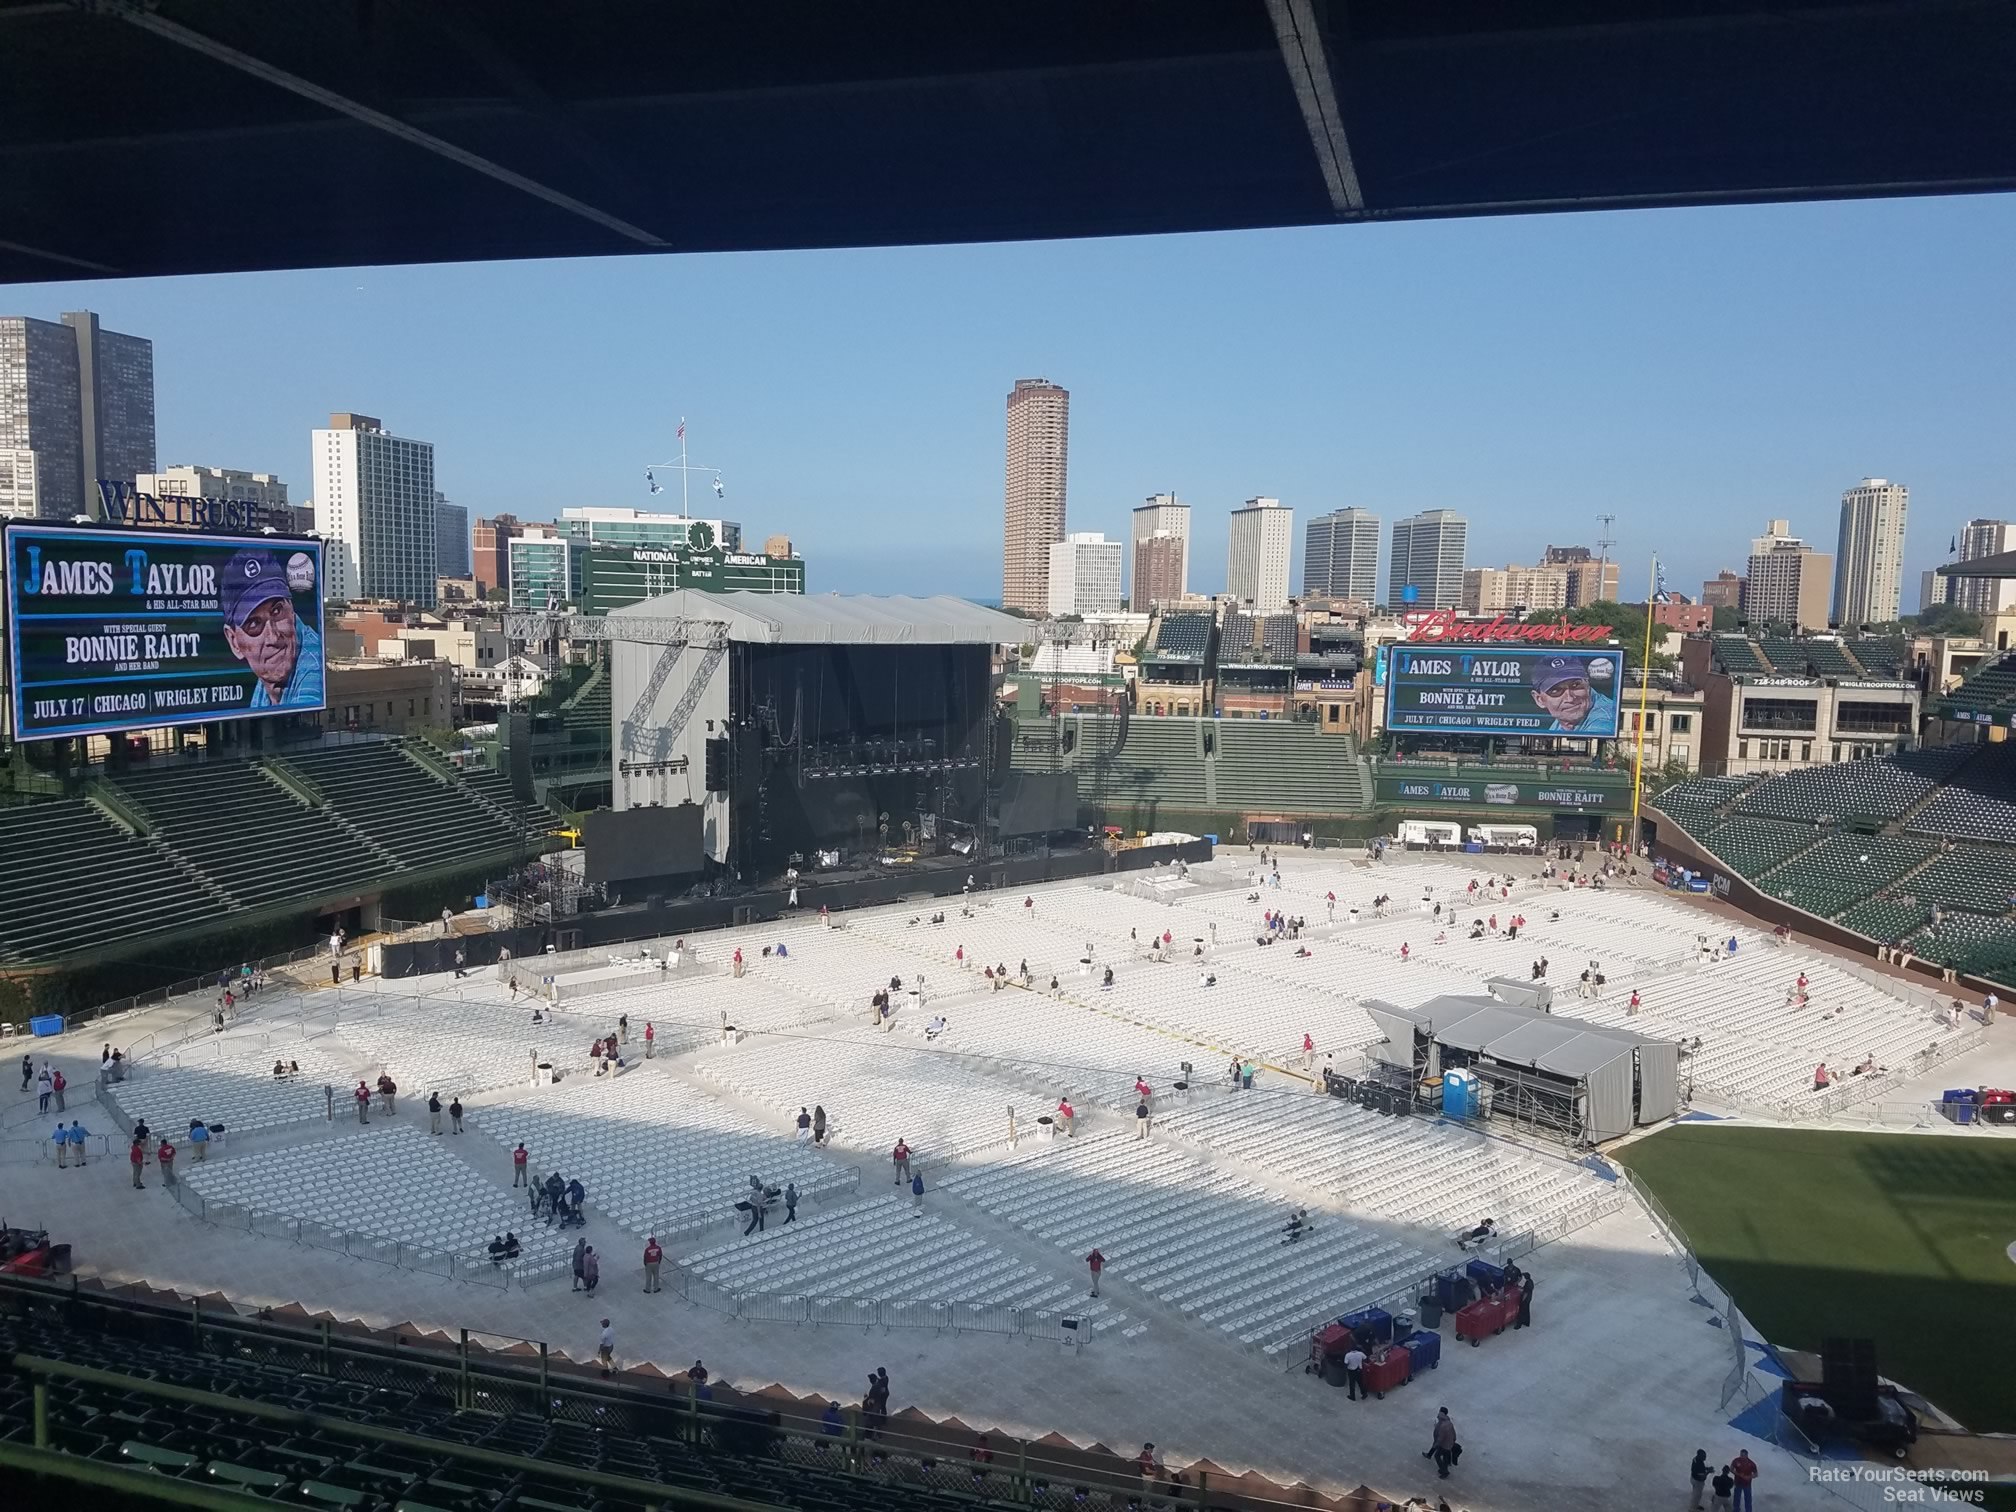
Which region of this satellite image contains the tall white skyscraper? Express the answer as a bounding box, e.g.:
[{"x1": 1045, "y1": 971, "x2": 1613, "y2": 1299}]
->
[
  {"x1": 1226, "y1": 496, "x2": 1292, "y2": 610},
  {"x1": 1745, "y1": 519, "x2": 1832, "y2": 631},
  {"x1": 1303, "y1": 507, "x2": 1380, "y2": 600},
  {"x1": 312, "y1": 412, "x2": 438, "y2": 607},
  {"x1": 0, "y1": 310, "x2": 155, "y2": 520},
  {"x1": 1832, "y1": 478, "x2": 1909, "y2": 626},
  {"x1": 1046, "y1": 532, "x2": 1124, "y2": 615},
  {"x1": 1130, "y1": 492, "x2": 1190, "y2": 609},
  {"x1": 1388, "y1": 509, "x2": 1469, "y2": 609},
  {"x1": 1953, "y1": 519, "x2": 2016, "y2": 613}
]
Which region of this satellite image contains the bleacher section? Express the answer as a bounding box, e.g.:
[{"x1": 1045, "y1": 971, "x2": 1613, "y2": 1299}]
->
[
  {"x1": 1212, "y1": 720, "x2": 1368, "y2": 810},
  {"x1": 1709, "y1": 636, "x2": 1772, "y2": 675},
  {"x1": 290, "y1": 744, "x2": 524, "y2": 866},
  {"x1": 0, "y1": 800, "x2": 220, "y2": 963},
  {"x1": 1911, "y1": 745, "x2": 2016, "y2": 842},
  {"x1": 1084, "y1": 716, "x2": 1209, "y2": 807},
  {"x1": 0, "y1": 738, "x2": 540, "y2": 969},
  {"x1": 1850, "y1": 636, "x2": 1911, "y2": 678},
  {"x1": 1735, "y1": 747, "x2": 1971, "y2": 823},
  {"x1": 112, "y1": 763, "x2": 390, "y2": 906},
  {"x1": 1654, "y1": 754, "x2": 2016, "y2": 989}
]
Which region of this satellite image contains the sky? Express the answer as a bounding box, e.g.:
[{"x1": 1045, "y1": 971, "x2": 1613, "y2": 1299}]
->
[{"x1": 8, "y1": 191, "x2": 2013, "y2": 607}]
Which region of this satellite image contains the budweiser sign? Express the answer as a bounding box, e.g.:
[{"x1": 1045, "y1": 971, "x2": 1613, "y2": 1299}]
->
[{"x1": 1401, "y1": 609, "x2": 1615, "y2": 644}]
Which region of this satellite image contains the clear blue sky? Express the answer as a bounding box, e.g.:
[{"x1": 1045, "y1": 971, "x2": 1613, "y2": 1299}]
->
[{"x1": 9, "y1": 191, "x2": 2012, "y2": 606}]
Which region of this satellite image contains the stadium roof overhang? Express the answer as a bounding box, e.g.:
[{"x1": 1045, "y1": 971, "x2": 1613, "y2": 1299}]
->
[
  {"x1": 1938, "y1": 549, "x2": 2016, "y2": 581},
  {"x1": 609, "y1": 590, "x2": 1028, "y2": 645},
  {"x1": 5, "y1": 0, "x2": 2014, "y2": 284}
]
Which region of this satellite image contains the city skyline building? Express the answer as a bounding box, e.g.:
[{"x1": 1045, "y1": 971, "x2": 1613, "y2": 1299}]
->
[
  {"x1": 1303, "y1": 507, "x2": 1380, "y2": 601},
  {"x1": 312, "y1": 412, "x2": 438, "y2": 607},
  {"x1": 1388, "y1": 508, "x2": 1469, "y2": 609},
  {"x1": 472, "y1": 513, "x2": 523, "y2": 599},
  {"x1": 1002, "y1": 377, "x2": 1070, "y2": 614},
  {"x1": 507, "y1": 524, "x2": 584, "y2": 611},
  {"x1": 1701, "y1": 570, "x2": 1745, "y2": 612},
  {"x1": 435, "y1": 493, "x2": 470, "y2": 578},
  {"x1": 0, "y1": 309, "x2": 155, "y2": 520},
  {"x1": 1744, "y1": 519, "x2": 1832, "y2": 631},
  {"x1": 1832, "y1": 477, "x2": 1909, "y2": 626},
  {"x1": 1130, "y1": 492, "x2": 1190, "y2": 609},
  {"x1": 558, "y1": 505, "x2": 742, "y2": 552},
  {"x1": 1225, "y1": 496, "x2": 1293, "y2": 610},
  {"x1": 133, "y1": 465, "x2": 302, "y2": 531},
  {"x1": 1046, "y1": 531, "x2": 1124, "y2": 616},
  {"x1": 1462, "y1": 563, "x2": 1571, "y2": 614},
  {"x1": 1542, "y1": 544, "x2": 1620, "y2": 606}
]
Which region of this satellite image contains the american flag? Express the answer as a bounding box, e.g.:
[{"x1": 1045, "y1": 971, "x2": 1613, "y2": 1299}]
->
[{"x1": 676, "y1": 418, "x2": 685, "y2": 440}]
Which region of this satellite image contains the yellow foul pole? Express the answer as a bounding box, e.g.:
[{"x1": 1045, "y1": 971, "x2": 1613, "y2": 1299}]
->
[{"x1": 1629, "y1": 553, "x2": 1658, "y2": 837}]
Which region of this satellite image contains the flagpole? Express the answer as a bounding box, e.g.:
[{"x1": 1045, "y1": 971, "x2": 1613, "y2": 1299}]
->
[
  {"x1": 679, "y1": 417, "x2": 689, "y2": 520},
  {"x1": 1630, "y1": 552, "x2": 1658, "y2": 838}
]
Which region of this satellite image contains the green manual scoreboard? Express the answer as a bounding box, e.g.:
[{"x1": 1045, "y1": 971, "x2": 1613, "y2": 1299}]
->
[{"x1": 581, "y1": 542, "x2": 806, "y2": 614}]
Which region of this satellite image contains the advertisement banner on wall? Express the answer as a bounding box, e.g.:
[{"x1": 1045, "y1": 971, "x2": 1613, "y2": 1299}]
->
[
  {"x1": 1385, "y1": 644, "x2": 1626, "y2": 737},
  {"x1": 6, "y1": 523, "x2": 325, "y2": 741},
  {"x1": 1375, "y1": 773, "x2": 1629, "y2": 811}
]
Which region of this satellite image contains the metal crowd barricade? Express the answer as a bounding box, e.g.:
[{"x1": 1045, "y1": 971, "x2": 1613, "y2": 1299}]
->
[
  {"x1": 739, "y1": 1292, "x2": 809, "y2": 1326},
  {"x1": 807, "y1": 1296, "x2": 880, "y2": 1331}
]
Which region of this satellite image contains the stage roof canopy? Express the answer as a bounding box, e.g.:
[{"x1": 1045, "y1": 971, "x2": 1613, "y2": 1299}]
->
[
  {"x1": 1937, "y1": 550, "x2": 2016, "y2": 581},
  {"x1": 610, "y1": 591, "x2": 1029, "y2": 646},
  {"x1": 1370, "y1": 994, "x2": 1670, "y2": 1077},
  {"x1": 6, "y1": 0, "x2": 2014, "y2": 284}
]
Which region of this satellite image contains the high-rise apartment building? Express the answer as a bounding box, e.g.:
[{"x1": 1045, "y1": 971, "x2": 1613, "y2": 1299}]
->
[
  {"x1": 1462, "y1": 564, "x2": 1571, "y2": 614},
  {"x1": 312, "y1": 413, "x2": 438, "y2": 607},
  {"x1": 1832, "y1": 478, "x2": 1909, "y2": 626},
  {"x1": 0, "y1": 310, "x2": 155, "y2": 520},
  {"x1": 1701, "y1": 570, "x2": 1745, "y2": 612},
  {"x1": 1388, "y1": 509, "x2": 1469, "y2": 609},
  {"x1": 1952, "y1": 519, "x2": 2016, "y2": 613},
  {"x1": 1002, "y1": 378, "x2": 1069, "y2": 613},
  {"x1": 1743, "y1": 520, "x2": 1832, "y2": 631},
  {"x1": 1303, "y1": 507, "x2": 1380, "y2": 601},
  {"x1": 1226, "y1": 497, "x2": 1293, "y2": 610},
  {"x1": 1541, "y1": 545, "x2": 1620, "y2": 607},
  {"x1": 472, "y1": 514, "x2": 523, "y2": 599},
  {"x1": 1130, "y1": 493, "x2": 1190, "y2": 609},
  {"x1": 130, "y1": 465, "x2": 295, "y2": 531},
  {"x1": 435, "y1": 494, "x2": 471, "y2": 578},
  {"x1": 1046, "y1": 532, "x2": 1124, "y2": 616},
  {"x1": 507, "y1": 526, "x2": 584, "y2": 611}
]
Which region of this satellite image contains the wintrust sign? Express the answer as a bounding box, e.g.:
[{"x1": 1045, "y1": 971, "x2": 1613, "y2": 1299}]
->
[{"x1": 1401, "y1": 609, "x2": 1615, "y2": 644}]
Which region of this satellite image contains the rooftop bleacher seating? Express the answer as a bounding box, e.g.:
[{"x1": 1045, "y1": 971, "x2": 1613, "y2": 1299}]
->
[
  {"x1": 1711, "y1": 636, "x2": 1772, "y2": 675},
  {"x1": 1849, "y1": 635, "x2": 1912, "y2": 678},
  {"x1": 111, "y1": 763, "x2": 389, "y2": 906},
  {"x1": 1148, "y1": 612, "x2": 1212, "y2": 661},
  {"x1": 1801, "y1": 640, "x2": 1867, "y2": 680},
  {"x1": 0, "y1": 800, "x2": 219, "y2": 963}
]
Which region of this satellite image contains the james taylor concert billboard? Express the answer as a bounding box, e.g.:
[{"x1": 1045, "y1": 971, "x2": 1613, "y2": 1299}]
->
[
  {"x1": 6, "y1": 523, "x2": 325, "y2": 741},
  {"x1": 1384, "y1": 644, "x2": 1624, "y2": 738}
]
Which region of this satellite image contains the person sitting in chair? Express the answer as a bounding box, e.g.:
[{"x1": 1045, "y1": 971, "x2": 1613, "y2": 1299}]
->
[
  {"x1": 1282, "y1": 1208, "x2": 1312, "y2": 1244},
  {"x1": 925, "y1": 1015, "x2": 948, "y2": 1041},
  {"x1": 1456, "y1": 1217, "x2": 1498, "y2": 1251}
]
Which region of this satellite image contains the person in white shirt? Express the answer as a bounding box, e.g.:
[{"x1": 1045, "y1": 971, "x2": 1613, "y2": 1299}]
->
[
  {"x1": 1342, "y1": 1345, "x2": 1369, "y2": 1401},
  {"x1": 597, "y1": 1319, "x2": 615, "y2": 1377}
]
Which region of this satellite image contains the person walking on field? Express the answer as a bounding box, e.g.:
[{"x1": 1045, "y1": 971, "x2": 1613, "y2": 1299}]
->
[
  {"x1": 353, "y1": 1081, "x2": 371, "y2": 1124},
  {"x1": 892, "y1": 1138, "x2": 911, "y2": 1186},
  {"x1": 1086, "y1": 1248, "x2": 1105, "y2": 1297},
  {"x1": 910, "y1": 1168, "x2": 925, "y2": 1214},
  {"x1": 572, "y1": 1237, "x2": 588, "y2": 1292},
  {"x1": 643, "y1": 1236, "x2": 663, "y2": 1292},
  {"x1": 597, "y1": 1318, "x2": 615, "y2": 1378},
  {"x1": 1688, "y1": 1450, "x2": 1710, "y2": 1510},
  {"x1": 130, "y1": 1136, "x2": 147, "y2": 1189},
  {"x1": 450, "y1": 1096, "x2": 464, "y2": 1133},
  {"x1": 156, "y1": 1135, "x2": 177, "y2": 1189},
  {"x1": 1514, "y1": 1270, "x2": 1534, "y2": 1328},
  {"x1": 1729, "y1": 1449, "x2": 1757, "y2": 1512},
  {"x1": 644, "y1": 1021, "x2": 655, "y2": 1059},
  {"x1": 428, "y1": 1092, "x2": 442, "y2": 1134},
  {"x1": 581, "y1": 1246, "x2": 600, "y2": 1296},
  {"x1": 1343, "y1": 1343, "x2": 1368, "y2": 1401},
  {"x1": 1710, "y1": 1464, "x2": 1734, "y2": 1512},
  {"x1": 1424, "y1": 1407, "x2": 1460, "y2": 1479},
  {"x1": 512, "y1": 1142, "x2": 529, "y2": 1185}
]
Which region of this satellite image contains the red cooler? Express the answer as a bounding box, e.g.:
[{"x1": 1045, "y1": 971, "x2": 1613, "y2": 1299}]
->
[
  {"x1": 1363, "y1": 1346, "x2": 1412, "y2": 1398},
  {"x1": 1455, "y1": 1298, "x2": 1506, "y2": 1346}
]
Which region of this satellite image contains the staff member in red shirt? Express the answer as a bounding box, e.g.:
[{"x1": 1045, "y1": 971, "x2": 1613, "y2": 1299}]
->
[
  {"x1": 643, "y1": 1236, "x2": 663, "y2": 1293},
  {"x1": 156, "y1": 1136, "x2": 177, "y2": 1189},
  {"x1": 1086, "y1": 1248, "x2": 1105, "y2": 1297},
  {"x1": 129, "y1": 1138, "x2": 147, "y2": 1189},
  {"x1": 512, "y1": 1143, "x2": 529, "y2": 1186}
]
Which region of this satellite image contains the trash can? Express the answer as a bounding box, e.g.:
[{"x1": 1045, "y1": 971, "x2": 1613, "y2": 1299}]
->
[
  {"x1": 1394, "y1": 1308, "x2": 1418, "y2": 1337},
  {"x1": 1416, "y1": 1296, "x2": 1444, "y2": 1330}
]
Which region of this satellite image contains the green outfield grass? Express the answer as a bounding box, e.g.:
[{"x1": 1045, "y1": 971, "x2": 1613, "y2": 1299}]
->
[{"x1": 1615, "y1": 1124, "x2": 2016, "y2": 1433}]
